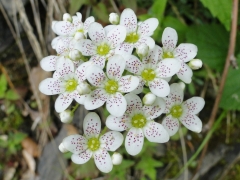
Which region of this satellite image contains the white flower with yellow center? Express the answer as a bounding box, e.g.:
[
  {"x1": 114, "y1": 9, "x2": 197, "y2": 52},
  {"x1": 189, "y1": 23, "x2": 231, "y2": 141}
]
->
[
  {"x1": 75, "y1": 22, "x2": 126, "y2": 68},
  {"x1": 160, "y1": 27, "x2": 198, "y2": 84},
  {"x1": 106, "y1": 93, "x2": 169, "y2": 156},
  {"x1": 60, "y1": 112, "x2": 123, "y2": 173},
  {"x1": 39, "y1": 59, "x2": 91, "y2": 112},
  {"x1": 162, "y1": 83, "x2": 205, "y2": 136},
  {"x1": 84, "y1": 55, "x2": 139, "y2": 117},
  {"x1": 124, "y1": 45, "x2": 180, "y2": 97},
  {"x1": 115, "y1": 8, "x2": 158, "y2": 55}
]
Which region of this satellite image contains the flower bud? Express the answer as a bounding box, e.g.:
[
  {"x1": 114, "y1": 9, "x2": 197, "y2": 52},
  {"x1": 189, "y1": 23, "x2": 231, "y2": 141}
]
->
[
  {"x1": 59, "y1": 142, "x2": 69, "y2": 153},
  {"x1": 63, "y1": 13, "x2": 72, "y2": 22},
  {"x1": 74, "y1": 32, "x2": 85, "y2": 41},
  {"x1": 59, "y1": 110, "x2": 73, "y2": 123},
  {"x1": 136, "y1": 43, "x2": 149, "y2": 59},
  {"x1": 77, "y1": 82, "x2": 91, "y2": 95},
  {"x1": 111, "y1": 152, "x2": 122, "y2": 165},
  {"x1": 189, "y1": 59, "x2": 203, "y2": 70},
  {"x1": 109, "y1": 13, "x2": 119, "y2": 25},
  {"x1": 143, "y1": 92, "x2": 156, "y2": 106},
  {"x1": 69, "y1": 49, "x2": 82, "y2": 61}
]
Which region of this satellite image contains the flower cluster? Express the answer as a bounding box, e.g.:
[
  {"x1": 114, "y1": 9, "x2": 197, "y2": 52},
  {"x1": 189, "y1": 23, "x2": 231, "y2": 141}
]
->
[{"x1": 39, "y1": 8, "x2": 205, "y2": 173}]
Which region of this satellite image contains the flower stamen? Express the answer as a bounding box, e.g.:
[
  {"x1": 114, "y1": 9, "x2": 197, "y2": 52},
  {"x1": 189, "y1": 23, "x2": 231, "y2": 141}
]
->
[
  {"x1": 131, "y1": 114, "x2": 147, "y2": 128},
  {"x1": 65, "y1": 79, "x2": 78, "y2": 92},
  {"x1": 87, "y1": 137, "x2": 100, "y2": 151},
  {"x1": 170, "y1": 105, "x2": 183, "y2": 118}
]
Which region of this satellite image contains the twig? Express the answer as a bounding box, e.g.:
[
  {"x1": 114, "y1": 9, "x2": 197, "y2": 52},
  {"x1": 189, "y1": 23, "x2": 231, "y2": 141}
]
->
[
  {"x1": 110, "y1": 0, "x2": 120, "y2": 15},
  {"x1": 196, "y1": 0, "x2": 239, "y2": 173},
  {"x1": 179, "y1": 126, "x2": 188, "y2": 180}
]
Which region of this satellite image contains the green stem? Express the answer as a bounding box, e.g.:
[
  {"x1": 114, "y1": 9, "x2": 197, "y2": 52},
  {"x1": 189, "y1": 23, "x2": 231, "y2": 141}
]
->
[{"x1": 71, "y1": 104, "x2": 79, "y2": 115}]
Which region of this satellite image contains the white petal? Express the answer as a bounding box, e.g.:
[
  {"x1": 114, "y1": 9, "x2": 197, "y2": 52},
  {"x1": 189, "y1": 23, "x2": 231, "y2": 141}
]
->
[
  {"x1": 88, "y1": 22, "x2": 106, "y2": 44},
  {"x1": 62, "y1": 134, "x2": 87, "y2": 154},
  {"x1": 162, "y1": 115, "x2": 180, "y2": 136},
  {"x1": 120, "y1": 8, "x2": 137, "y2": 32},
  {"x1": 180, "y1": 114, "x2": 202, "y2": 133},
  {"x1": 40, "y1": 56, "x2": 58, "y2": 71},
  {"x1": 125, "y1": 55, "x2": 143, "y2": 74},
  {"x1": 51, "y1": 36, "x2": 63, "y2": 49},
  {"x1": 89, "y1": 55, "x2": 106, "y2": 69},
  {"x1": 55, "y1": 37, "x2": 72, "y2": 55},
  {"x1": 115, "y1": 42, "x2": 134, "y2": 54},
  {"x1": 84, "y1": 89, "x2": 108, "y2": 110},
  {"x1": 118, "y1": 75, "x2": 139, "y2": 93},
  {"x1": 137, "y1": 18, "x2": 159, "y2": 36},
  {"x1": 73, "y1": 13, "x2": 82, "y2": 26},
  {"x1": 39, "y1": 78, "x2": 62, "y2": 95},
  {"x1": 71, "y1": 150, "x2": 92, "y2": 164},
  {"x1": 106, "y1": 114, "x2": 131, "y2": 131},
  {"x1": 83, "y1": 112, "x2": 101, "y2": 138},
  {"x1": 86, "y1": 66, "x2": 106, "y2": 87},
  {"x1": 162, "y1": 27, "x2": 178, "y2": 52},
  {"x1": 104, "y1": 25, "x2": 116, "y2": 34},
  {"x1": 83, "y1": 16, "x2": 95, "y2": 33},
  {"x1": 156, "y1": 58, "x2": 181, "y2": 78},
  {"x1": 174, "y1": 43, "x2": 198, "y2": 62},
  {"x1": 182, "y1": 97, "x2": 205, "y2": 115},
  {"x1": 75, "y1": 61, "x2": 93, "y2": 81},
  {"x1": 143, "y1": 121, "x2": 169, "y2": 143},
  {"x1": 135, "y1": 36, "x2": 155, "y2": 49},
  {"x1": 77, "y1": 39, "x2": 96, "y2": 56},
  {"x1": 143, "y1": 97, "x2": 166, "y2": 119},
  {"x1": 142, "y1": 45, "x2": 162, "y2": 66},
  {"x1": 100, "y1": 131, "x2": 124, "y2": 151},
  {"x1": 55, "y1": 93, "x2": 74, "y2": 112},
  {"x1": 73, "y1": 92, "x2": 87, "y2": 104},
  {"x1": 107, "y1": 25, "x2": 126, "y2": 48},
  {"x1": 131, "y1": 78, "x2": 145, "y2": 94},
  {"x1": 94, "y1": 150, "x2": 113, "y2": 173},
  {"x1": 125, "y1": 93, "x2": 142, "y2": 114},
  {"x1": 149, "y1": 78, "x2": 170, "y2": 97},
  {"x1": 53, "y1": 21, "x2": 75, "y2": 36},
  {"x1": 125, "y1": 128, "x2": 144, "y2": 156},
  {"x1": 55, "y1": 57, "x2": 75, "y2": 78},
  {"x1": 107, "y1": 55, "x2": 126, "y2": 80},
  {"x1": 106, "y1": 93, "x2": 127, "y2": 117},
  {"x1": 177, "y1": 63, "x2": 193, "y2": 84}
]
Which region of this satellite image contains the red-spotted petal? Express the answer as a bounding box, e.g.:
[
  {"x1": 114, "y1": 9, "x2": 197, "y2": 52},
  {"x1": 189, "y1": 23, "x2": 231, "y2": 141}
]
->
[
  {"x1": 89, "y1": 55, "x2": 106, "y2": 69},
  {"x1": 142, "y1": 45, "x2": 163, "y2": 66},
  {"x1": 71, "y1": 149, "x2": 92, "y2": 164},
  {"x1": 73, "y1": 92, "x2": 87, "y2": 104},
  {"x1": 107, "y1": 25, "x2": 126, "y2": 48},
  {"x1": 107, "y1": 55, "x2": 125, "y2": 80},
  {"x1": 62, "y1": 134, "x2": 87, "y2": 154},
  {"x1": 156, "y1": 58, "x2": 181, "y2": 78},
  {"x1": 149, "y1": 78, "x2": 170, "y2": 97},
  {"x1": 40, "y1": 55, "x2": 58, "y2": 71},
  {"x1": 55, "y1": 93, "x2": 74, "y2": 112},
  {"x1": 77, "y1": 39, "x2": 96, "y2": 56},
  {"x1": 94, "y1": 150, "x2": 113, "y2": 173},
  {"x1": 55, "y1": 57, "x2": 75, "y2": 78},
  {"x1": 84, "y1": 89, "x2": 108, "y2": 110},
  {"x1": 86, "y1": 66, "x2": 106, "y2": 87},
  {"x1": 115, "y1": 42, "x2": 134, "y2": 54},
  {"x1": 83, "y1": 16, "x2": 95, "y2": 34},
  {"x1": 106, "y1": 114, "x2": 131, "y2": 131},
  {"x1": 162, "y1": 27, "x2": 178, "y2": 52},
  {"x1": 39, "y1": 78, "x2": 63, "y2": 95},
  {"x1": 100, "y1": 131, "x2": 124, "y2": 151},
  {"x1": 53, "y1": 21, "x2": 75, "y2": 36},
  {"x1": 118, "y1": 75, "x2": 140, "y2": 93},
  {"x1": 143, "y1": 97, "x2": 166, "y2": 119},
  {"x1": 120, "y1": 8, "x2": 137, "y2": 32},
  {"x1": 137, "y1": 18, "x2": 159, "y2": 36},
  {"x1": 125, "y1": 55, "x2": 143, "y2": 74},
  {"x1": 75, "y1": 61, "x2": 94, "y2": 81},
  {"x1": 177, "y1": 63, "x2": 193, "y2": 84},
  {"x1": 125, "y1": 128, "x2": 144, "y2": 156},
  {"x1": 125, "y1": 93, "x2": 142, "y2": 114},
  {"x1": 131, "y1": 77, "x2": 145, "y2": 94},
  {"x1": 106, "y1": 93, "x2": 127, "y2": 117},
  {"x1": 182, "y1": 97, "x2": 205, "y2": 115},
  {"x1": 162, "y1": 115, "x2": 180, "y2": 136},
  {"x1": 174, "y1": 43, "x2": 198, "y2": 62},
  {"x1": 83, "y1": 112, "x2": 101, "y2": 138},
  {"x1": 88, "y1": 22, "x2": 106, "y2": 44},
  {"x1": 143, "y1": 121, "x2": 169, "y2": 143},
  {"x1": 179, "y1": 114, "x2": 202, "y2": 133},
  {"x1": 135, "y1": 36, "x2": 155, "y2": 49},
  {"x1": 56, "y1": 37, "x2": 72, "y2": 55}
]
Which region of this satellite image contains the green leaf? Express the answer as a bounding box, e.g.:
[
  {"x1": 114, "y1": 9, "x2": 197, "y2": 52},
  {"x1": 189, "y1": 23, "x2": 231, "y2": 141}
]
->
[
  {"x1": 121, "y1": 0, "x2": 137, "y2": 11},
  {"x1": 186, "y1": 24, "x2": 229, "y2": 72},
  {"x1": 0, "y1": 74, "x2": 7, "y2": 94},
  {"x1": 200, "y1": 0, "x2": 232, "y2": 31},
  {"x1": 109, "y1": 159, "x2": 134, "y2": 180},
  {"x1": 150, "y1": 0, "x2": 167, "y2": 22},
  {"x1": 220, "y1": 54, "x2": 240, "y2": 110},
  {"x1": 69, "y1": 0, "x2": 88, "y2": 15},
  {"x1": 92, "y1": 2, "x2": 109, "y2": 23},
  {"x1": 5, "y1": 89, "x2": 20, "y2": 100}
]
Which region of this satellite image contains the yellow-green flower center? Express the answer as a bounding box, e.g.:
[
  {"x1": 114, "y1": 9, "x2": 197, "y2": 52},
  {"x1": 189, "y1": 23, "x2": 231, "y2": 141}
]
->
[
  {"x1": 170, "y1": 105, "x2": 183, "y2": 118},
  {"x1": 125, "y1": 32, "x2": 139, "y2": 43},
  {"x1": 87, "y1": 137, "x2": 100, "y2": 151},
  {"x1": 104, "y1": 80, "x2": 119, "y2": 94},
  {"x1": 131, "y1": 114, "x2": 147, "y2": 128},
  {"x1": 97, "y1": 43, "x2": 110, "y2": 56},
  {"x1": 141, "y1": 68, "x2": 156, "y2": 82},
  {"x1": 162, "y1": 51, "x2": 174, "y2": 59},
  {"x1": 65, "y1": 79, "x2": 78, "y2": 92},
  {"x1": 77, "y1": 29, "x2": 84, "y2": 33}
]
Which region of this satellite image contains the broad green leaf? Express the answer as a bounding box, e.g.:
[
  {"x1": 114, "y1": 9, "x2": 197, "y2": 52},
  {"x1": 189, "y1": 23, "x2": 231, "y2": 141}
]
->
[
  {"x1": 186, "y1": 24, "x2": 229, "y2": 72},
  {"x1": 5, "y1": 89, "x2": 20, "y2": 100},
  {"x1": 0, "y1": 74, "x2": 7, "y2": 94},
  {"x1": 200, "y1": 0, "x2": 232, "y2": 31},
  {"x1": 121, "y1": 0, "x2": 137, "y2": 11},
  {"x1": 150, "y1": 0, "x2": 167, "y2": 22},
  {"x1": 92, "y1": 2, "x2": 109, "y2": 23},
  {"x1": 69, "y1": 0, "x2": 88, "y2": 15},
  {"x1": 220, "y1": 54, "x2": 240, "y2": 110}
]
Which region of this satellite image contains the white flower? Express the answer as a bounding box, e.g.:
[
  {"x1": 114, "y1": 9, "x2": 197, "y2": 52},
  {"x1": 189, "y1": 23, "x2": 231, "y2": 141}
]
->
[
  {"x1": 59, "y1": 110, "x2": 73, "y2": 123},
  {"x1": 61, "y1": 112, "x2": 124, "y2": 173},
  {"x1": 39, "y1": 59, "x2": 91, "y2": 112},
  {"x1": 75, "y1": 22, "x2": 126, "y2": 68},
  {"x1": 111, "y1": 152, "x2": 122, "y2": 165},
  {"x1": 63, "y1": 13, "x2": 72, "y2": 22},
  {"x1": 109, "y1": 13, "x2": 119, "y2": 25},
  {"x1": 143, "y1": 92, "x2": 156, "y2": 106},
  {"x1": 124, "y1": 45, "x2": 180, "y2": 97},
  {"x1": 162, "y1": 83, "x2": 205, "y2": 136},
  {"x1": 189, "y1": 59, "x2": 203, "y2": 70},
  {"x1": 160, "y1": 27, "x2": 198, "y2": 84},
  {"x1": 106, "y1": 93, "x2": 169, "y2": 156},
  {"x1": 136, "y1": 43, "x2": 149, "y2": 59},
  {"x1": 116, "y1": 8, "x2": 158, "y2": 54},
  {"x1": 84, "y1": 55, "x2": 139, "y2": 117}
]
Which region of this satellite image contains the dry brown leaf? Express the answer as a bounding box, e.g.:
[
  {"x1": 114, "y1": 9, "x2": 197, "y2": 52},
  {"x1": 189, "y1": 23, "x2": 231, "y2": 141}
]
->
[
  {"x1": 64, "y1": 124, "x2": 79, "y2": 135},
  {"x1": 21, "y1": 137, "x2": 40, "y2": 158}
]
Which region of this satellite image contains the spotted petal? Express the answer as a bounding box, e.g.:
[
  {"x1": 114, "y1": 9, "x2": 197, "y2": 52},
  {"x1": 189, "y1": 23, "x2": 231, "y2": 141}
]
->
[
  {"x1": 89, "y1": 55, "x2": 106, "y2": 69},
  {"x1": 94, "y1": 150, "x2": 112, "y2": 173},
  {"x1": 149, "y1": 78, "x2": 170, "y2": 97},
  {"x1": 135, "y1": 36, "x2": 155, "y2": 49},
  {"x1": 162, "y1": 27, "x2": 178, "y2": 52},
  {"x1": 156, "y1": 58, "x2": 181, "y2": 78},
  {"x1": 39, "y1": 78, "x2": 63, "y2": 95},
  {"x1": 131, "y1": 77, "x2": 145, "y2": 94},
  {"x1": 71, "y1": 149, "x2": 92, "y2": 164},
  {"x1": 106, "y1": 93, "x2": 127, "y2": 117},
  {"x1": 118, "y1": 75, "x2": 139, "y2": 93},
  {"x1": 75, "y1": 61, "x2": 94, "y2": 81},
  {"x1": 73, "y1": 92, "x2": 86, "y2": 104},
  {"x1": 104, "y1": 25, "x2": 116, "y2": 34},
  {"x1": 174, "y1": 43, "x2": 198, "y2": 62},
  {"x1": 86, "y1": 66, "x2": 106, "y2": 87},
  {"x1": 115, "y1": 42, "x2": 134, "y2": 54},
  {"x1": 40, "y1": 56, "x2": 58, "y2": 71},
  {"x1": 53, "y1": 21, "x2": 75, "y2": 36},
  {"x1": 100, "y1": 131, "x2": 124, "y2": 151},
  {"x1": 143, "y1": 97, "x2": 166, "y2": 120},
  {"x1": 125, "y1": 93, "x2": 142, "y2": 114},
  {"x1": 182, "y1": 97, "x2": 205, "y2": 115},
  {"x1": 83, "y1": 112, "x2": 101, "y2": 138},
  {"x1": 62, "y1": 134, "x2": 87, "y2": 154},
  {"x1": 83, "y1": 16, "x2": 95, "y2": 35},
  {"x1": 125, "y1": 55, "x2": 143, "y2": 74},
  {"x1": 107, "y1": 55, "x2": 126, "y2": 80},
  {"x1": 180, "y1": 114, "x2": 202, "y2": 133},
  {"x1": 56, "y1": 37, "x2": 72, "y2": 55},
  {"x1": 55, "y1": 57, "x2": 75, "y2": 78},
  {"x1": 177, "y1": 63, "x2": 193, "y2": 84},
  {"x1": 88, "y1": 22, "x2": 106, "y2": 44},
  {"x1": 162, "y1": 115, "x2": 179, "y2": 136},
  {"x1": 55, "y1": 93, "x2": 74, "y2": 113},
  {"x1": 120, "y1": 8, "x2": 137, "y2": 32},
  {"x1": 77, "y1": 39, "x2": 96, "y2": 56},
  {"x1": 84, "y1": 89, "x2": 108, "y2": 110},
  {"x1": 143, "y1": 121, "x2": 169, "y2": 143},
  {"x1": 106, "y1": 114, "x2": 131, "y2": 131},
  {"x1": 137, "y1": 18, "x2": 159, "y2": 36},
  {"x1": 125, "y1": 128, "x2": 144, "y2": 156},
  {"x1": 142, "y1": 45, "x2": 163, "y2": 66},
  {"x1": 107, "y1": 25, "x2": 126, "y2": 48}
]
